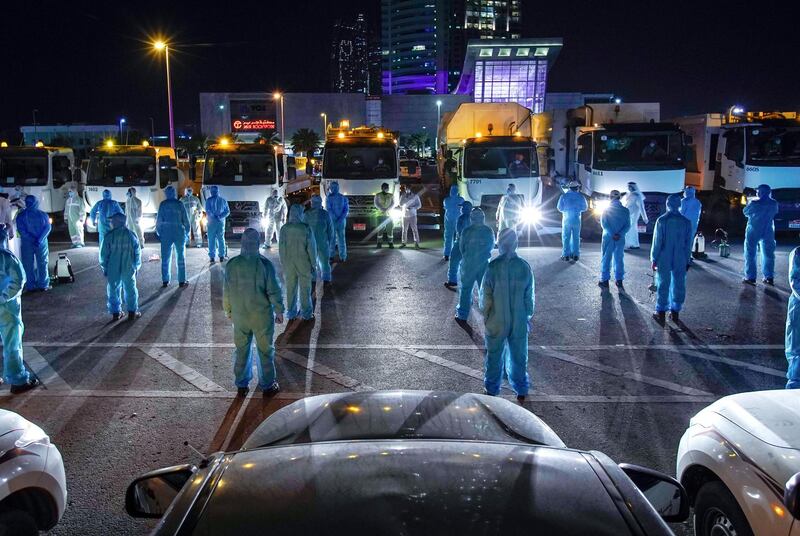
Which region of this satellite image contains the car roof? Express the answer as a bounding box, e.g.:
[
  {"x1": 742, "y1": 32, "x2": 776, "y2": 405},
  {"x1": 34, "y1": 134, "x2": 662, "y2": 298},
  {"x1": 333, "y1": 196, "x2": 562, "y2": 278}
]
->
[
  {"x1": 241, "y1": 391, "x2": 565, "y2": 450},
  {"x1": 193, "y1": 441, "x2": 634, "y2": 535}
]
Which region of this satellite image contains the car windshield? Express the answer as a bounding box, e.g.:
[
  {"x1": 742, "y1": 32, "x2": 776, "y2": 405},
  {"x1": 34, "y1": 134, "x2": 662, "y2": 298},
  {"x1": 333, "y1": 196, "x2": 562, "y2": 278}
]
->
[
  {"x1": 746, "y1": 126, "x2": 800, "y2": 165},
  {"x1": 203, "y1": 154, "x2": 277, "y2": 185},
  {"x1": 0, "y1": 155, "x2": 48, "y2": 186},
  {"x1": 464, "y1": 147, "x2": 538, "y2": 178},
  {"x1": 87, "y1": 155, "x2": 156, "y2": 186},
  {"x1": 323, "y1": 146, "x2": 397, "y2": 179},
  {"x1": 594, "y1": 131, "x2": 684, "y2": 170}
]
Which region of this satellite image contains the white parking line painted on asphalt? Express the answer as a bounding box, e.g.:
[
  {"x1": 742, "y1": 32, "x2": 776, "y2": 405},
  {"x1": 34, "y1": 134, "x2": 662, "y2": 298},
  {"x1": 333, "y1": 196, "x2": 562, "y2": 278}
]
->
[
  {"x1": 277, "y1": 349, "x2": 373, "y2": 392},
  {"x1": 24, "y1": 346, "x2": 70, "y2": 390},
  {"x1": 139, "y1": 347, "x2": 226, "y2": 392},
  {"x1": 0, "y1": 389, "x2": 716, "y2": 404},
  {"x1": 537, "y1": 347, "x2": 713, "y2": 396},
  {"x1": 395, "y1": 347, "x2": 513, "y2": 392},
  {"x1": 660, "y1": 346, "x2": 787, "y2": 378}
]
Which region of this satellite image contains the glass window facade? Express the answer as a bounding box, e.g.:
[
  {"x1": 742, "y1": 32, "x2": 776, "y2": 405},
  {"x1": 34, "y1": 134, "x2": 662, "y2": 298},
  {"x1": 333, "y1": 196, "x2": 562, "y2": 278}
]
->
[{"x1": 473, "y1": 60, "x2": 548, "y2": 113}]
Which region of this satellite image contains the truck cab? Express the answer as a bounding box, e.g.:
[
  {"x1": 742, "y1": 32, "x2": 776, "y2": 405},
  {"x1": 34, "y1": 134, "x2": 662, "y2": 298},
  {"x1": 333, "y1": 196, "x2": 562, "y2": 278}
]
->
[
  {"x1": 320, "y1": 126, "x2": 399, "y2": 232},
  {"x1": 575, "y1": 123, "x2": 687, "y2": 230},
  {"x1": 201, "y1": 141, "x2": 288, "y2": 235},
  {"x1": 0, "y1": 145, "x2": 76, "y2": 218},
  {"x1": 84, "y1": 143, "x2": 181, "y2": 233}
]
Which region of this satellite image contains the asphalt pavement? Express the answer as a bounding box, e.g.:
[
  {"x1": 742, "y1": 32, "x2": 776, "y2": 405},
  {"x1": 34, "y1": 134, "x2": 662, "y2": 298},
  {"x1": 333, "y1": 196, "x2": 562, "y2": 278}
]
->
[{"x1": 0, "y1": 225, "x2": 793, "y2": 535}]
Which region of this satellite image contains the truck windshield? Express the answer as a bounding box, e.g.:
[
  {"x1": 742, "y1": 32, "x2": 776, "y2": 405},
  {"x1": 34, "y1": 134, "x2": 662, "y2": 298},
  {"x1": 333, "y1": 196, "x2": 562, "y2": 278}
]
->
[
  {"x1": 204, "y1": 154, "x2": 277, "y2": 185},
  {"x1": 0, "y1": 156, "x2": 48, "y2": 186},
  {"x1": 594, "y1": 131, "x2": 684, "y2": 170},
  {"x1": 323, "y1": 146, "x2": 397, "y2": 179},
  {"x1": 87, "y1": 155, "x2": 156, "y2": 186},
  {"x1": 464, "y1": 147, "x2": 538, "y2": 178},
  {"x1": 746, "y1": 127, "x2": 800, "y2": 165}
]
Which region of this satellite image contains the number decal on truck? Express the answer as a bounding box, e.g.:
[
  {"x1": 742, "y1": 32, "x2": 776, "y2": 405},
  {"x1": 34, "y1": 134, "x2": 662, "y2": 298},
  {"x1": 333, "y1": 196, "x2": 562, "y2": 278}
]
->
[{"x1": 469, "y1": 179, "x2": 482, "y2": 185}]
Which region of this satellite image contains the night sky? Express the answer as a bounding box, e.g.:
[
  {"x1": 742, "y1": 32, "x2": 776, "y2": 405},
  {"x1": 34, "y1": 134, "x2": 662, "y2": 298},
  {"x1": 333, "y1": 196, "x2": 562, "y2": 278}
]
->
[{"x1": 2, "y1": 0, "x2": 798, "y2": 140}]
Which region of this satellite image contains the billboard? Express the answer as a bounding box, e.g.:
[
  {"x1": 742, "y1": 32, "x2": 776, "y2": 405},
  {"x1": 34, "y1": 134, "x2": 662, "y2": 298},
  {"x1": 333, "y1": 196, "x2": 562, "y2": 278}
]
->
[{"x1": 231, "y1": 100, "x2": 276, "y2": 132}]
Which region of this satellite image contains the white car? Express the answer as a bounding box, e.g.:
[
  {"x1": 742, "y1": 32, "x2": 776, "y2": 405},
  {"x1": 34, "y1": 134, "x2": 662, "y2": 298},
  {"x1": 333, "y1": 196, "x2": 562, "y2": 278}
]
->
[
  {"x1": 677, "y1": 390, "x2": 800, "y2": 536},
  {"x1": 0, "y1": 410, "x2": 67, "y2": 535}
]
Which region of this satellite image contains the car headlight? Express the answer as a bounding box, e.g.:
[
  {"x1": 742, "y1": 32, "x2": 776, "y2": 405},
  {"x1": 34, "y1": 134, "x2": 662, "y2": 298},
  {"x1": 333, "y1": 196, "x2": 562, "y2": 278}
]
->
[
  {"x1": 592, "y1": 199, "x2": 611, "y2": 215},
  {"x1": 260, "y1": 217, "x2": 268, "y2": 229},
  {"x1": 520, "y1": 206, "x2": 541, "y2": 225},
  {"x1": 16, "y1": 421, "x2": 49, "y2": 448},
  {"x1": 390, "y1": 207, "x2": 403, "y2": 222},
  {"x1": 140, "y1": 215, "x2": 156, "y2": 228}
]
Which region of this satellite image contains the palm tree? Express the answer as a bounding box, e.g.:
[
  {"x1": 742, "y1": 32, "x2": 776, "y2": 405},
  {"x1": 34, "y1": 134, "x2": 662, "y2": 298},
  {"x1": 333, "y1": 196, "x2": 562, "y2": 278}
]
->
[
  {"x1": 185, "y1": 133, "x2": 209, "y2": 155},
  {"x1": 254, "y1": 129, "x2": 281, "y2": 145},
  {"x1": 408, "y1": 132, "x2": 429, "y2": 156},
  {"x1": 290, "y1": 128, "x2": 321, "y2": 156}
]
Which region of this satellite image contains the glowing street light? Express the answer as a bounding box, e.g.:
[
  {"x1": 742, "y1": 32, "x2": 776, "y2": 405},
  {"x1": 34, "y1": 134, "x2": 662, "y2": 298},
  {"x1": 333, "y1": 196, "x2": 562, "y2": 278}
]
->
[
  {"x1": 320, "y1": 112, "x2": 327, "y2": 136},
  {"x1": 273, "y1": 92, "x2": 285, "y2": 149},
  {"x1": 435, "y1": 100, "x2": 443, "y2": 156},
  {"x1": 119, "y1": 117, "x2": 126, "y2": 143},
  {"x1": 153, "y1": 39, "x2": 175, "y2": 149}
]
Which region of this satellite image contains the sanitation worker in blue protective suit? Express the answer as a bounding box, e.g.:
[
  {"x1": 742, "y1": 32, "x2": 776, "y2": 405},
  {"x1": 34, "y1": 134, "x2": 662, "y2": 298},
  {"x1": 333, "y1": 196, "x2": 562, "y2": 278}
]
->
[
  {"x1": 651, "y1": 194, "x2": 692, "y2": 323},
  {"x1": 680, "y1": 186, "x2": 702, "y2": 260},
  {"x1": 305, "y1": 195, "x2": 334, "y2": 282},
  {"x1": 100, "y1": 213, "x2": 141, "y2": 321},
  {"x1": 557, "y1": 180, "x2": 588, "y2": 261},
  {"x1": 326, "y1": 181, "x2": 349, "y2": 261},
  {"x1": 279, "y1": 204, "x2": 317, "y2": 321},
  {"x1": 223, "y1": 228, "x2": 285, "y2": 397},
  {"x1": 480, "y1": 228, "x2": 534, "y2": 401},
  {"x1": 445, "y1": 201, "x2": 473, "y2": 287},
  {"x1": 456, "y1": 208, "x2": 495, "y2": 321},
  {"x1": 0, "y1": 226, "x2": 38, "y2": 393},
  {"x1": 599, "y1": 190, "x2": 631, "y2": 288},
  {"x1": 743, "y1": 184, "x2": 779, "y2": 285},
  {"x1": 205, "y1": 185, "x2": 230, "y2": 263},
  {"x1": 156, "y1": 185, "x2": 190, "y2": 287},
  {"x1": 785, "y1": 247, "x2": 800, "y2": 389},
  {"x1": 90, "y1": 189, "x2": 123, "y2": 257},
  {"x1": 442, "y1": 185, "x2": 464, "y2": 260},
  {"x1": 16, "y1": 195, "x2": 51, "y2": 292}
]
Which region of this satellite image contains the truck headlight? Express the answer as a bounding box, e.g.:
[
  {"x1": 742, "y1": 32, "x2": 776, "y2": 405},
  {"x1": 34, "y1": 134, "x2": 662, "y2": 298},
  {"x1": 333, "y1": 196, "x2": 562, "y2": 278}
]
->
[
  {"x1": 592, "y1": 199, "x2": 611, "y2": 215},
  {"x1": 520, "y1": 206, "x2": 541, "y2": 225},
  {"x1": 140, "y1": 215, "x2": 157, "y2": 229},
  {"x1": 390, "y1": 207, "x2": 403, "y2": 222}
]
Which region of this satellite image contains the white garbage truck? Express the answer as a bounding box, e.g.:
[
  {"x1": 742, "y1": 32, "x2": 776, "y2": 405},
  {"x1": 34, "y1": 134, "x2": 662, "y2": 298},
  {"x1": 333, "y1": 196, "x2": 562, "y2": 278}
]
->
[
  {"x1": 438, "y1": 102, "x2": 543, "y2": 229},
  {"x1": 675, "y1": 111, "x2": 800, "y2": 231},
  {"x1": 0, "y1": 144, "x2": 76, "y2": 218}
]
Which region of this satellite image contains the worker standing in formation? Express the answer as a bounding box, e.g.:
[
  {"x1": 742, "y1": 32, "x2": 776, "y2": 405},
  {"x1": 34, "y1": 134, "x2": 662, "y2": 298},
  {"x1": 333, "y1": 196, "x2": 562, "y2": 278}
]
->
[
  {"x1": 557, "y1": 180, "x2": 587, "y2": 261},
  {"x1": 223, "y1": 228, "x2": 284, "y2": 398},
  {"x1": 496, "y1": 183, "x2": 524, "y2": 236},
  {"x1": 650, "y1": 194, "x2": 692, "y2": 323},
  {"x1": 456, "y1": 208, "x2": 495, "y2": 322},
  {"x1": 0, "y1": 225, "x2": 38, "y2": 394},
  {"x1": 90, "y1": 189, "x2": 123, "y2": 259},
  {"x1": 680, "y1": 186, "x2": 702, "y2": 262},
  {"x1": 125, "y1": 188, "x2": 145, "y2": 248},
  {"x1": 325, "y1": 181, "x2": 349, "y2": 261},
  {"x1": 16, "y1": 195, "x2": 51, "y2": 292},
  {"x1": 205, "y1": 185, "x2": 230, "y2": 264},
  {"x1": 480, "y1": 228, "x2": 534, "y2": 402},
  {"x1": 598, "y1": 190, "x2": 631, "y2": 289},
  {"x1": 785, "y1": 246, "x2": 800, "y2": 389},
  {"x1": 181, "y1": 187, "x2": 204, "y2": 248},
  {"x1": 305, "y1": 195, "x2": 334, "y2": 284},
  {"x1": 64, "y1": 186, "x2": 85, "y2": 248},
  {"x1": 279, "y1": 205, "x2": 317, "y2": 321},
  {"x1": 742, "y1": 184, "x2": 778, "y2": 285},
  {"x1": 374, "y1": 182, "x2": 395, "y2": 248},
  {"x1": 101, "y1": 213, "x2": 141, "y2": 321},
  {"x1": 156, "y1": 185, "x2": 190, "y2": 288},
  {"x1": 263, "y1": 188, "x2": 287, "y2": 250},
  {"x1": 442, "y1": 185, "x2": 464, "y2": 260},
  {"x1": 445, "y1": 201, "x2": 473, "y2": 288},
  {"x1": 398, "y1": 184, "x2": 421, "y2": 249},
  {"x1": 622, "y1": 182, "x2": 647, "y2": 250}
]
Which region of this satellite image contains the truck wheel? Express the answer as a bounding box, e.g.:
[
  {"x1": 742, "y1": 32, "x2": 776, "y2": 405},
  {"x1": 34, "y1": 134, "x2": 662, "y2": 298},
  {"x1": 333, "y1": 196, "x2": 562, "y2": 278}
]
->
[
  {"x1": 693, "y1": 481, "x2": 753, "y2": 536},
  {"x1": 0, "y1": 509, "x2": 38, "y2": 536}
]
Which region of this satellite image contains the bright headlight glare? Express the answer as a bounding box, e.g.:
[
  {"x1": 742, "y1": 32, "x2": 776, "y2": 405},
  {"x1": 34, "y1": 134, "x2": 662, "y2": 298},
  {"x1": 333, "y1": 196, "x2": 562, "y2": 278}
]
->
[
  {"x1": 15, "y1": 422, "x2": 49, "y2": 448},
  {"x1": 521, "y1": 206, "x2": 541, "y2": 224},
  {"x1": 593, "y1": 199, "x2": 611, "y2": 215},
  {"x1": 390, "y1": 207, "x2": 403, "y2": 222}
]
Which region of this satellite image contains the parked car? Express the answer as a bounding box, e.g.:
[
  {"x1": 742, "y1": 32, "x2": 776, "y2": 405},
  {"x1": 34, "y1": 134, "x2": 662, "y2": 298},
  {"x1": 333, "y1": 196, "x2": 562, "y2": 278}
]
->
[
  {"x1": 425, "y1": 157, "x2": 437, "y2": 167},
  {"x1": 399, "y1": 159, "x2": 422, "y2": 180},
  {"x1": 126, "y1": 391, "x2": 688, "y2": 535},
  {"x1": 677, "y1": 390, "x2": 800, "y2": 536},
  {"x1": 0, "y1": 410, "x2": 67, "y2": 535}
]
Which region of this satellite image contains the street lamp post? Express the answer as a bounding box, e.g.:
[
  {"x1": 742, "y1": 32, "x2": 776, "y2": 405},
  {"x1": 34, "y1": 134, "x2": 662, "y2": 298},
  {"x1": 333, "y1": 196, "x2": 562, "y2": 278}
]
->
[
  {"x1": 119, "y1": 118, "x2": 126, "y2": 143},
  {"x1": 320, "y1": 112, "x2": 327, "y2": 136},
  {"x1": 273, "y1": 92, "x2": 285, "y2": 149},
  {"x1": 148, "y1": 117, "x2": 155, "y2": 143},
  {"x1": 435, "y1": 100, "x2": 442, "y2": 156},
  {"x1": 32, "y1": 109, "x2": 38, "y2": 140},
  {"x1": 153, "y1": 41, "x2": 175, "y2": 149}
]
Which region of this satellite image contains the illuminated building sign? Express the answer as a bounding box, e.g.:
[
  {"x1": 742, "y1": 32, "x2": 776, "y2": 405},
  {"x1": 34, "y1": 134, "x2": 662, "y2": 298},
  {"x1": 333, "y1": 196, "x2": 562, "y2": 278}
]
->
[
  {"x1": 473, "y1": 59, "x2": 549, "y2": 113},
  {"x1": 232, "y1": 119, "x2": 276, "y2": 131}
]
